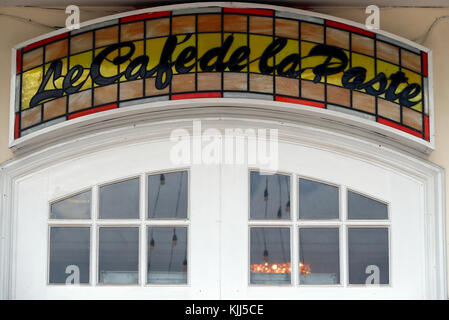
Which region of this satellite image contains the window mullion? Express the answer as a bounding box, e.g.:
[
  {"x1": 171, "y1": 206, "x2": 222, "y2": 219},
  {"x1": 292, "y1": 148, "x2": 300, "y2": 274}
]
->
[
  {"x1": 340, "y1": 185, "x2": 348, "y2": 287},
  {"x1": 91, "y1": 185, "x2": 98, "y2": 286},
  {"x1": 140, "y1": 173, "x2": 146, "y2": 286}
]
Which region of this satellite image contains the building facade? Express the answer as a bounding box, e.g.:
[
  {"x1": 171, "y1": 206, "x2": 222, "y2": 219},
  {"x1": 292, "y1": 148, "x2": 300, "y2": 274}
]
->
[{"x1": 0, "y1": 2, "x2": 447, "y2": 299}]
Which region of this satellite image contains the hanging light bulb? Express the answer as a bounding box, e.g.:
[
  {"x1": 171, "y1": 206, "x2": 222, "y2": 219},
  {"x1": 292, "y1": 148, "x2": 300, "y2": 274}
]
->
[
  {"x1": 263, "y1": 249, "x2": 269, "y2": 262},
  {"x1": 160, "y1": 174, "x2": 165, "y2": 185},
  {"x1": 285, "y1": 199, "x2": 290, "y2": 213},
  {"x1": 264, "y1": 188, "x2": 268, "y2": 201},
  {"x1": 150, "y1": 237, "x2": 155, "y2": 251},
  {"x1": 172, "y1": 232, "x2": 178, "y2": 246},
  {"x1": 182, "y1": 258, "x2": 188, "y2": 271},
  {"x1": 277, "y1": 206, "x2": 282, "y2": 219}
]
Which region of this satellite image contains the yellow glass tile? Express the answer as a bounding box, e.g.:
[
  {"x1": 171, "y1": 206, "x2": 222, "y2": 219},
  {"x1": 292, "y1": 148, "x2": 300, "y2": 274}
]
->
[
  {"x1": 197, "y1": 33, "x2": 221, "y2": 72},
  {"x1": 275, "y1": 39, "x2": 299, "y2": 76},
  {"x1": 326, "y1": 50, "x2": 349, "y2": 86},
  {"x1": 119, "y1": 40, "x2": 144, "y2": 81},
  {"x1": 21, "y1": 66, "x2": 43, "y2": 110},
  {"x1": 172, "y1": 34, "x2": 196, "y2": 74},
  {"x1": 43, "y1": 58, "x2": 68, "y2": 91},
  {"x1": 249, "y1": 35, "x2": 273, "y2": 73},
  {"x1": 402, "y1": 69, "x2": 422, "y2": 112},
  {"x1": 301, "y1": 41, "x2": 328, "y2": 82},
  {"x1": 351, "y1": 53, "x2": 374, "y2": 91},
  {"x1": 223, "y1": 33, "x2": 248, "y2": 72},
  {"x1": 94, "y1": 47, "x2": 119, "y2": 87},
  {"x1": 70, "y1": 52, "x2": 92, "y2": 91},
  {"x1": 146, "y1": 38, "x2": 166, "y2": 73},
  {"x1": 377, "y1": 60, "x2": 400, "y2": 100}
]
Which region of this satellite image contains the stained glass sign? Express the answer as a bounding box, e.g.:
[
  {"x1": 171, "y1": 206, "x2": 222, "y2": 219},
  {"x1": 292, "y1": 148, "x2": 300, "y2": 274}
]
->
[{"x1": 11, "y1": 5, "x2": 431, "y2": 145}]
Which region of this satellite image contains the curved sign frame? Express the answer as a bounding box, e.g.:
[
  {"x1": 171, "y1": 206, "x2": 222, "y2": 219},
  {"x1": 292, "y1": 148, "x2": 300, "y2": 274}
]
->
[{"x1": 9, "y1": 2, "x2": 434, "y2": 152}]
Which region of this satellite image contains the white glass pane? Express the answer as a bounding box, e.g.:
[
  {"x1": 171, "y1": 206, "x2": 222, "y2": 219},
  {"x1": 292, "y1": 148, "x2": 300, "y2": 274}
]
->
[
  {"x1": 299, "y1": 178, "x2": 339, "y2": 219},
  {"x1": 250, "y1": 172, "x2": 291, "y2": 220},
  {"x1": 148, "y1": 171, "x2": 188, "y2": 219},
  {"x1": 98, "y1": 227, "x2": 139, "y2": 284},
  {"x1": 348, "y1": 191, "x2": 388, "y2": 220},
  {"x1": 50, "y1": 191, "x2": 91, "y2": 219},
  {"x1": 250, "y1": 227, "x2": 291, "y2": 284},
  {"x1": 348, "y1": 228, "x2": 389, "y2": 284},
  {"x1": 99, "y1": 178, "x2": 139, "y2": 219},
  {"x1": 299, "y1": 228, "x2": 340, "y2": 284},
  {"x1": 49, "y1": 227, "x2": 90, "y2": 284},
  {"x1": 147, "y1": 227, "x2": 188, "y2": 284}
]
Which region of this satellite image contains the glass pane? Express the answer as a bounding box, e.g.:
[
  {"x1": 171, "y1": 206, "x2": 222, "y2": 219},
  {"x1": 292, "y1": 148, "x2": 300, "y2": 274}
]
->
[
  {"x1": 99, "y1": 178, "x2": 139, "y2": 219},
  {"x1": 299, "y1": 228, "x2": 340, "y2": 284},
  {"x1": 250, "y1": 172, "x2": 291, "y2": 220},
  {"x1": 49, "y1": 227, "x2": 90, "y2": 284},
  {"x1": 50, "y1": 191, "x2": 91, "y2": 219},
  {"x1": 148, "y1": 171, "x2": 188, "y2": 219},
  {"x1": 348, "y1": 191, "x2": 388, "y2": 220},
  {"x1": 250, "y1": 227, "x2": 291, "y2": 284},
  {"x1": 98, "y1": 227, "x2": 139, "y2": 284},
  {"x1": 147, "y1": 227, "x2": 188, "y2": 284},
  {"x1": 348, "y1": 228, "x2": 389, "y2": 284},
  {"x1": 298, "y1": 178, "x2": 339, "y2": 220}
]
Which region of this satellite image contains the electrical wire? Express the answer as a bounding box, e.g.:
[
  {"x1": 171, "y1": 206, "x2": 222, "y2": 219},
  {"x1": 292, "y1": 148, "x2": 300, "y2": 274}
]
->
[{"x1": 413, "y1": 15, "x2": 449, "y2": 44}]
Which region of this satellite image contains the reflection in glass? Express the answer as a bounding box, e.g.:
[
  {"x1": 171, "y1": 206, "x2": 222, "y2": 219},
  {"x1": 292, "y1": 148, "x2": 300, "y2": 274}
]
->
[
  {"x1": 98, "y1": 227, "x2": 139, "y2": 284},
  {"x1": 148, "y1": 171, "x2": 188, "y2": 219},
  {"x1": 99, "y1": 178, "x2": 139, "y2": 219},
  {"x1": 147, "y1": 227, "x2": 187, "y2": 284},
  {"x1": 250, "y1": 172, "x2": 290, "y2": 220},
  {"x1": 299, "y1": 178, "x2": 339, "y2": 220},
  {"x1": 250, "y1": 227, "x2": 291, "y2": 284},
  {"x1": 49, "y1": 227, "x2": 90, "y2": 284},
  {"x1": 50, "y1": 191, "x2": 91, "y2": 219},
  {"x1": 299, "y1": 228, "x2": 340, "y2": 284},
  {"x1": 348, "y1": 228, "x2": 389, "y2": 284},
  {"x1": 348, "y1": 191, "x2": 388, "y2": 220}
]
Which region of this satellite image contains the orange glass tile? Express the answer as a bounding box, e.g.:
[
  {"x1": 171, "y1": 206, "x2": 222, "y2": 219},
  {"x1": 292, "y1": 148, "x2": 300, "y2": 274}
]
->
[
  {"x1": 70, "y1": 32, "x2": 93, "y2": 55},
  {"x1": 171, "y1": 73, "x2": 195, "y2": 93},
  {"x1": 146, "y1": 18, "x2": 170, "y2": 38},
  {"x1": 43, "y1": 96, "x2": 66, "y2": 121},
  {"x1": 402, "y1": 106, "x2": 423, "y2": 131},
  {"x1": 68, "y1": 89, "x2": 92, "y2": 112},
  {"x1": 45, "y1": 39, "x2": 68, "y2": 62},
  {"x1": 326, "y1": 85, "x2": 350, "y2": 107},
  {"x1": 121, "y1": 21, "x2": 144, "y2": 42},
  {"x1": 301, "y1": 22, "x2": 324, "y2": 44},
  {"x1": 351, "y1": 33, "x2": 374, "y2": 56},
  {"x1": 301, "y1": 80, "x2": 324, "y2": 101},
  {"x1": 326, "y1": 27, "x2": 349, "y2": 50},
  {"x1": 378, "y1": 98, "x2": 400, "y2": 122},
  {"x1": 22, "y1": 47, "x2": 43, "y2": 72},
  {"x1": 198, "y1": 72, "x2": 222, "y2": 91},
  {"x1": 21, "y1": 106, "x2": 41, "y2": 128},
  {"x1": 275, "y1": 18, "x2": 299, "y2": 39},
  {"x1": 401, "y1": 50, "x2": 421, "y2": 73},
  {"x1": 223, "y1": 14, "x2": 247, "y2": 33},
  {"x1": 249, "y1": 73, "x2": 273, "y2": 93},
  {"x1": 249, "y1": 16, "x2": 273, "y2": 35},
  {"x1": 94, "y1": 84, "x2": 117, "y2": 106},
  {"x1": 352, "y1": 91, "x2": 375, "y2": 114},
  {"x1": 172, "y1": 16, "x2": 196, "y2": 35},
  {"x1": 95, "y1": 26, "x2": 118, "y2": 48},
  {"x1": 275, "y1": 76, "x2": 299, "y2": 97},
  {"x1": 377, "y1": 41, "x2": 399, "y2": 65},
  {"x1": 145, "y1": 77, "x2": 169, "y2": 96},
  {"x1": 198, "y1": 14, "x2": 221, "y2": 32},
  {"x1": 119, "y1": 79, "x2": 144, "y2": 100},
  {"x1": 223, "y1": 72, "x2": 247, "y2": 91}
]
